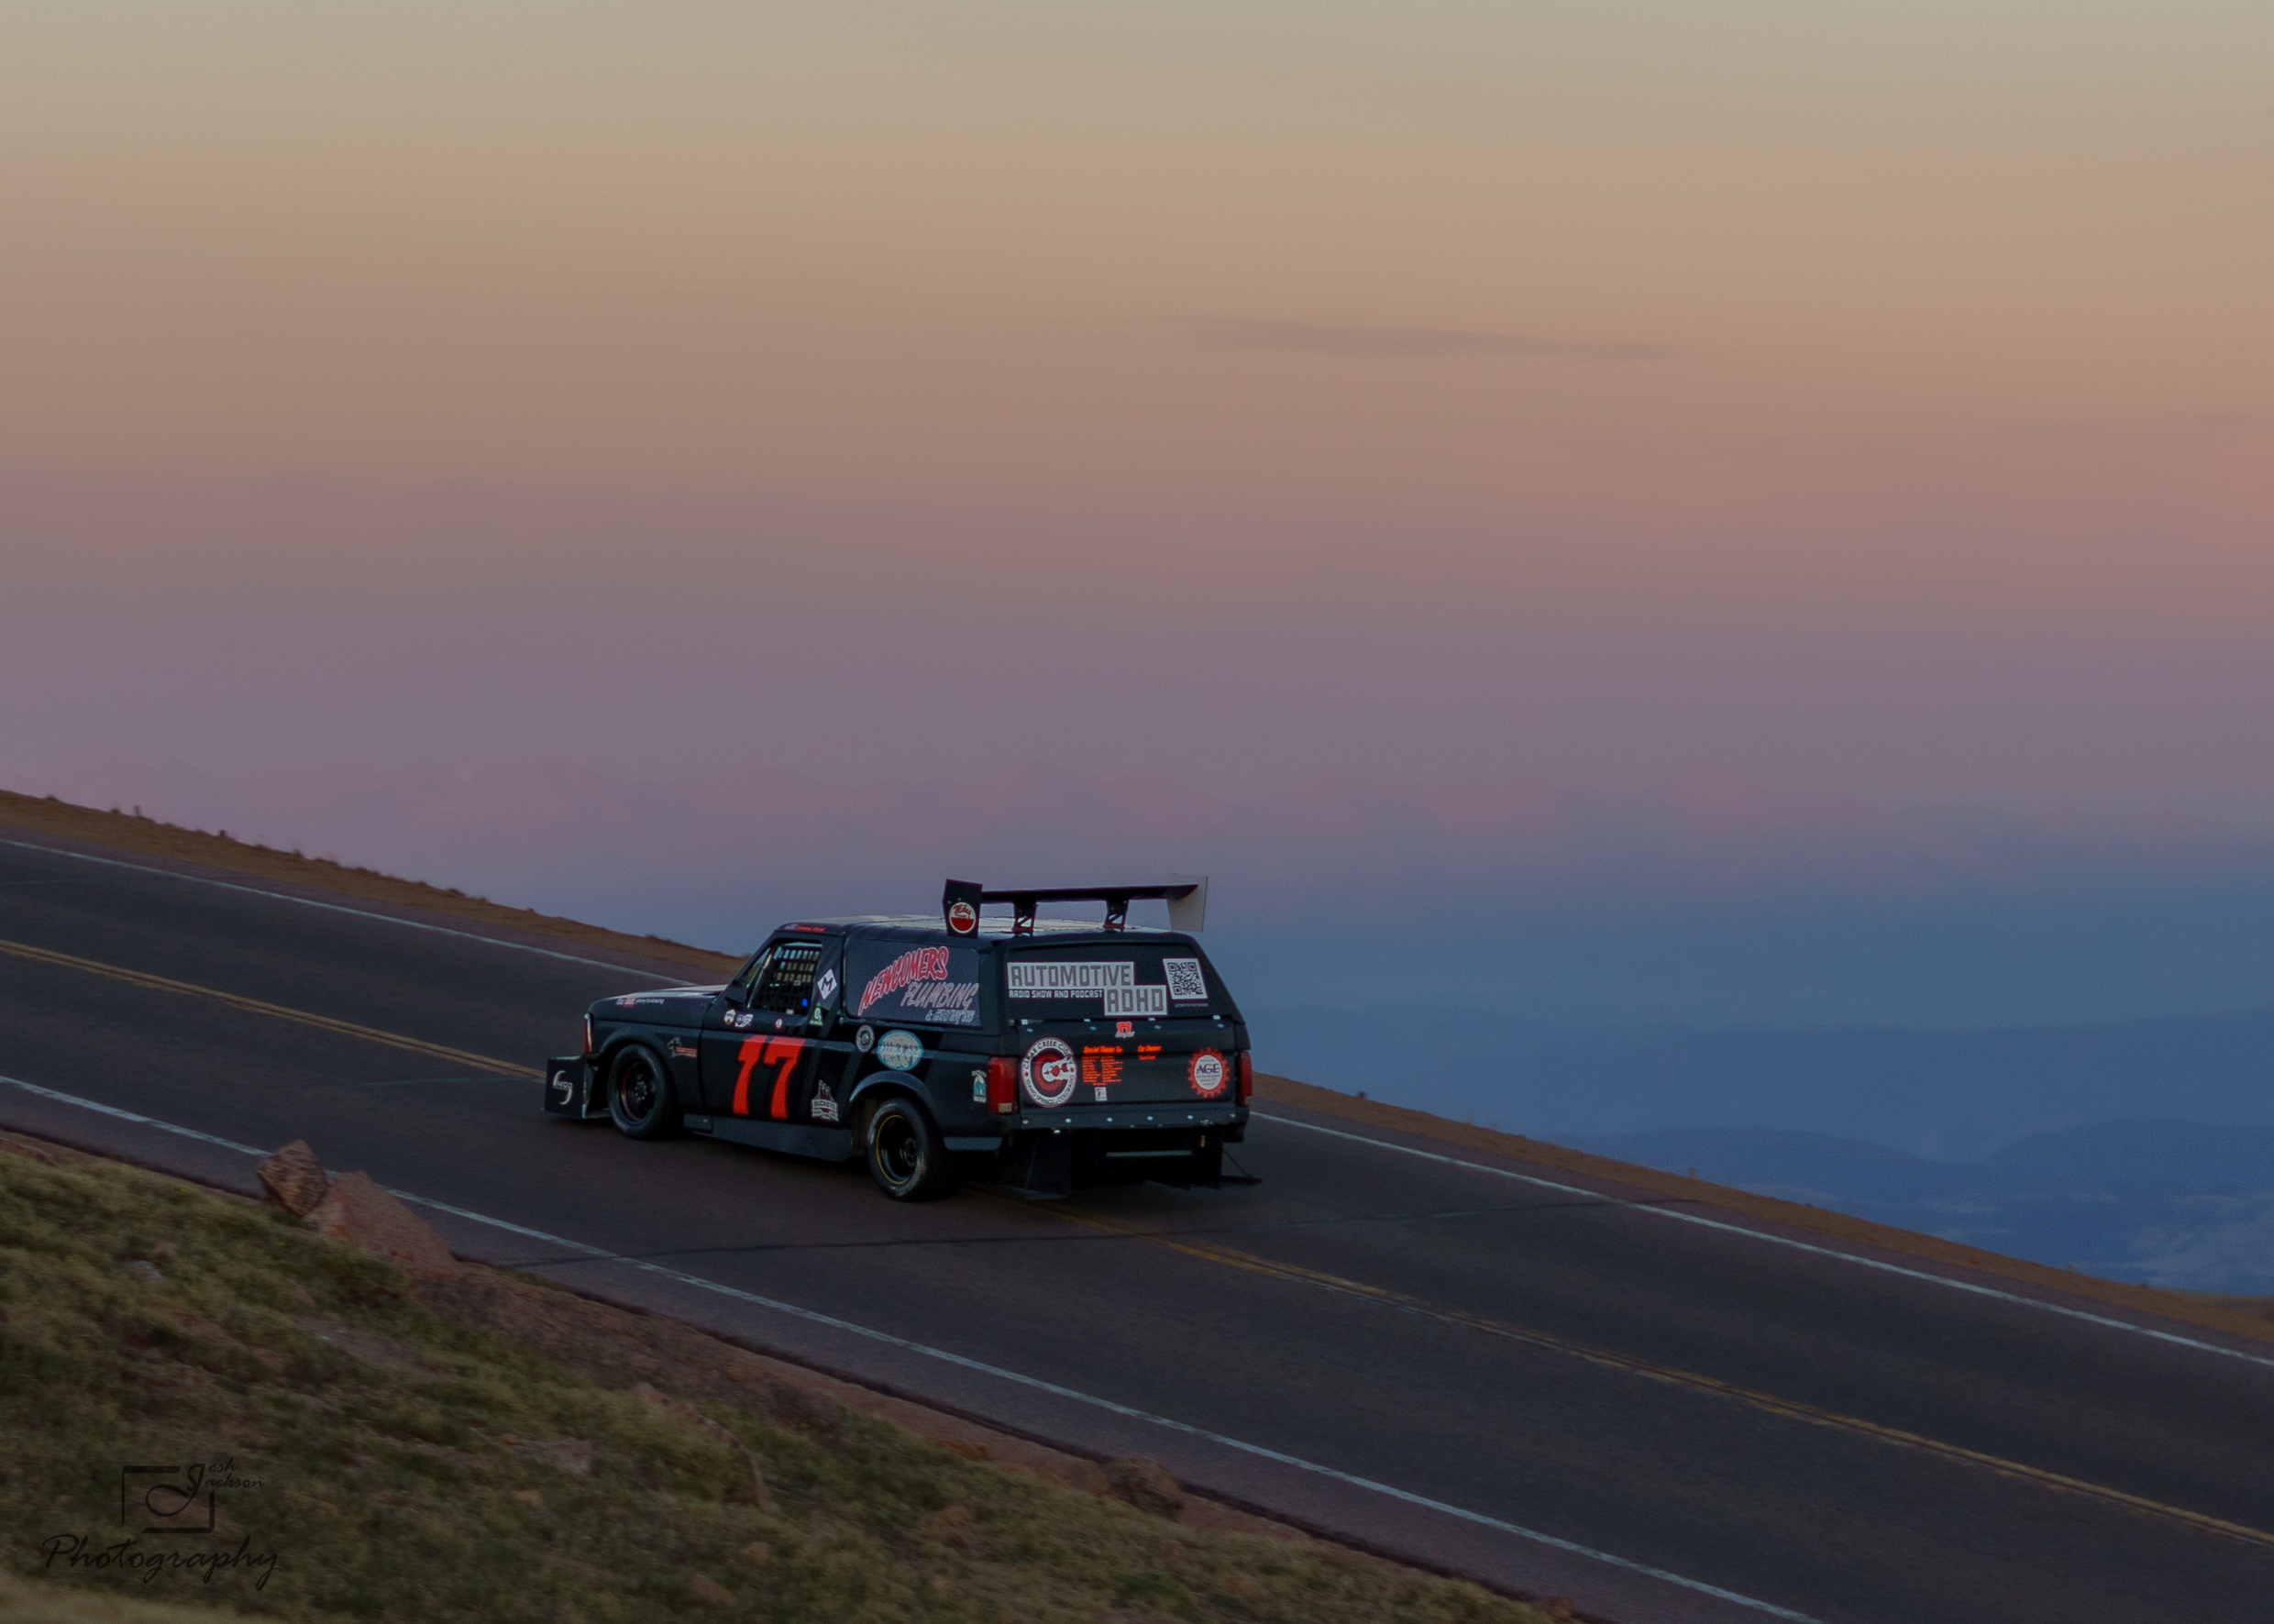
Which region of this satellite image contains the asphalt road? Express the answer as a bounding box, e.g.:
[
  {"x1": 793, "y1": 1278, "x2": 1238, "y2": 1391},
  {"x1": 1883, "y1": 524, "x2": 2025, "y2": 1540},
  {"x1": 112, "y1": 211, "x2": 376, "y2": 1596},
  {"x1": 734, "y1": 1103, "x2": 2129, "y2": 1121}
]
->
[{"x1": 5, "y1": 828, "x2": 2273, "y2": 1624}]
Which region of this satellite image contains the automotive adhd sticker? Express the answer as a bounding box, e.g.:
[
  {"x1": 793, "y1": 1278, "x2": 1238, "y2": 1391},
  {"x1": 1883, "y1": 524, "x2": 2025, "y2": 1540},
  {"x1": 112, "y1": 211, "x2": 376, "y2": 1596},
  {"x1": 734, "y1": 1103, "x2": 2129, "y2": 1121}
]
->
[
  {"x1": 1021, "y1": 1037, "x2": 1078, "y2": 1109},
  {"x1": 1007, "y1": 960, "x2": 1169, "y2": 1016},
  {"x1": 1008, "y1": 960, "x2": 1131, "y2": 997},
  {"x1": 1188, "y1": 1049, "x2": 1228, "y2": 1099}
]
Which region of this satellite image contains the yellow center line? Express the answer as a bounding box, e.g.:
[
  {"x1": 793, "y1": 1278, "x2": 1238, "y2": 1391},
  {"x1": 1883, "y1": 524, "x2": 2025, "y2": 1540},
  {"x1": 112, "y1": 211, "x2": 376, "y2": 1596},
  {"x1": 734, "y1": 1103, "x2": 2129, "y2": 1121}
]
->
[
  {"x1": 1004, "y1": 1197, "x2": 2274, "y2": 1552},
  {"x1": 0, "y1": 936, "x2": 537, "y2": 1080}
]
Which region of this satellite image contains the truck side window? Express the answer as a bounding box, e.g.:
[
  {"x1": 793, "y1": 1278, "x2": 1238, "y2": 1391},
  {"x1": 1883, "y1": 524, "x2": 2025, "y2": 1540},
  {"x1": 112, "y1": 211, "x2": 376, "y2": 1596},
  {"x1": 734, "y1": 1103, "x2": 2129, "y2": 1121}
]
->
[
  {"x1": 730, "y1": 949, "x2": 771, "y2": 1003},
  {"x1": 750, "y1": 943, "x2": 823, "y2": 1014}
]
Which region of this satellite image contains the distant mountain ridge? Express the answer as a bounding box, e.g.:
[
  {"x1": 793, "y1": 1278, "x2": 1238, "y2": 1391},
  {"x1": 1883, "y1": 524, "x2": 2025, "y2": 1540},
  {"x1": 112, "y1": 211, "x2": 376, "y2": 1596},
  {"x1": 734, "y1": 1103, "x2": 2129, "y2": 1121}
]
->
[
  {"x1": 1559, "y1": 1118, "x2": 2274, "y2": 1291},
  {"x1": 1253, "y1": 1003, "x2": 2274, "y2": 1160}
]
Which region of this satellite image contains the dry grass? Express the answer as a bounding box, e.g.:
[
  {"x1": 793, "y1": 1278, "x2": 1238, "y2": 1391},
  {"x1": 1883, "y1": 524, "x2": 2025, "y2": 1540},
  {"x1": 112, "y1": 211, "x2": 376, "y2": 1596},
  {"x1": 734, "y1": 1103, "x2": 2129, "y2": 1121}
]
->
[{"x1": 0, "y1": 1144, "x2": 1553, "y2": 1624}]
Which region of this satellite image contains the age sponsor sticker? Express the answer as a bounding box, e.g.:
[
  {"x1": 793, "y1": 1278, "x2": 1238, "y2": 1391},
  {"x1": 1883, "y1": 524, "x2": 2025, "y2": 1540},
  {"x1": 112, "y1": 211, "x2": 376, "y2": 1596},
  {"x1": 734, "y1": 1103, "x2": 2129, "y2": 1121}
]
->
[
  {"x1": 876, "y1": 1029, "x2": 923, "y2": 1071},
  {"x1": 1187, "y1": 1049, "x2": 1228, "y2": 1099},
  {"x1": 1021, "y1": 1037, "x2": 1078, "y2": 1108}
]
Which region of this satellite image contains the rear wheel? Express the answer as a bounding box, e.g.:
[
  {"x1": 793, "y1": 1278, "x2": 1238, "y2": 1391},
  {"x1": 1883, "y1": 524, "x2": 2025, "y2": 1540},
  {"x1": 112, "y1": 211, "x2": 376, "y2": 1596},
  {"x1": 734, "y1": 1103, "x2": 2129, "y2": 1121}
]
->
[
  {"x1": 608, "y1": 1046, "x2": 680, "y2": 1140},
  {"x1": 864, "y1": 1095, "x2": 958, "y2": 1201}
]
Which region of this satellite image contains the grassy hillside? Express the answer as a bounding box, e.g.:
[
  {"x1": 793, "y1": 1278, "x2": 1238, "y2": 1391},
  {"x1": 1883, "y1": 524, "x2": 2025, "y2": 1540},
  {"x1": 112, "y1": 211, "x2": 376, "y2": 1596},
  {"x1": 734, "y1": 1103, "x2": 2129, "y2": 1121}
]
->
[{"x1": 0, "y1": 1140, "x2": 1553, "y2": 1624}]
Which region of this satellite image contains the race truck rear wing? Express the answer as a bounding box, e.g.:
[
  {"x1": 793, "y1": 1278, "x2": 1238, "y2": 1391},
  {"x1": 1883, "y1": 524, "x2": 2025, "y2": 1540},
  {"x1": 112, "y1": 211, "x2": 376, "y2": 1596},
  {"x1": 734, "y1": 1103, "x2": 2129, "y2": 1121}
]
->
[{"x1": 942, "y1": 876, "x2": 1207, "y2": 936}]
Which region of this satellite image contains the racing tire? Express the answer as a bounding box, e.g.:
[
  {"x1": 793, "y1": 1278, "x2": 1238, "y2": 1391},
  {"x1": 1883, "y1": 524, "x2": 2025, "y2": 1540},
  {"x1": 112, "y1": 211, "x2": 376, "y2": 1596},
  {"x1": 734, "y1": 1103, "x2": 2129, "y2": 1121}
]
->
[
  {"x1": 607, "y1": 1045, "x2": 681, "y2": 1141},
  {"x1": 864, "y1": 1095, "x2": 958, "y2": 1201}
]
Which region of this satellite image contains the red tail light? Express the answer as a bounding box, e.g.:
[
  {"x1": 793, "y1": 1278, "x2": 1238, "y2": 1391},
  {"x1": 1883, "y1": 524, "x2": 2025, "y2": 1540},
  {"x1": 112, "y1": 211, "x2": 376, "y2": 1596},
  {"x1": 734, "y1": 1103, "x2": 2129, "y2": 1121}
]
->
[
  {"x1": 1236, "y1": 1051, "x2": 1253, "y2": 1103},
  {"x1": 987, "y1": 1055, "x2": 1019, "y2": 1114},
  {"x1": 582, "y1": 1014, "x2": 594, "y2": 1056}
]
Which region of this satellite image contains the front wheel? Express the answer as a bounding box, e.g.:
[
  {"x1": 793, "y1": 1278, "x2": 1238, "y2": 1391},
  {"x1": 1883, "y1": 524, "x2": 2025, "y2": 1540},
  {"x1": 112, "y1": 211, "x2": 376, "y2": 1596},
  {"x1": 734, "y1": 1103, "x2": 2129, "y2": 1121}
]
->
[
  {"x1": 864, "y1": 1096, "x2": 958, "y2": 1201},
  {"x1": 608, "y1": 1046, "x2": 681, "y2": 1140}
]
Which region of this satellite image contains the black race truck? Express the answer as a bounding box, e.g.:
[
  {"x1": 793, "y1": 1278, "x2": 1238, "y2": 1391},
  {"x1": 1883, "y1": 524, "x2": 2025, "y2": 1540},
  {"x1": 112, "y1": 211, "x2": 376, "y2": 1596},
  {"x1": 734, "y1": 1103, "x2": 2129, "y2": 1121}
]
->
[{"x1": 542, "y1": 879, "x2": 1251, "y2": 1199}]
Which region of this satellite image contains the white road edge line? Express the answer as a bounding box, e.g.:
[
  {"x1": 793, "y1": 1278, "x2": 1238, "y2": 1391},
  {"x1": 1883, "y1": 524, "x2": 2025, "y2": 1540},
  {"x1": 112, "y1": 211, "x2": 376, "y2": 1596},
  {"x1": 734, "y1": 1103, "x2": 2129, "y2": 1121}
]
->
[
  {"x1": 1256, "y1": 1111, "x2": 2274, "y2": 1374},
  {"x1": 0, "y1": 835, "x2": 683, "y2": 983},
  {"x1": 0, "y1": 1073, "x2": 272, "y2": 1158},
  {"x1": 0, "y1": 1072, "x2": 1818, "y2": 1624}
]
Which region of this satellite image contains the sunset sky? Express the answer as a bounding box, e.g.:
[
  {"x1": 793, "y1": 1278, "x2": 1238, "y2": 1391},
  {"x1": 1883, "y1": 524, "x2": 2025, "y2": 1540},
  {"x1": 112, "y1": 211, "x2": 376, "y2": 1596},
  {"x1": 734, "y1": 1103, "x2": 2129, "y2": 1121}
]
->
[{"x1": 6, "y1": 3, "x2": 2274, "y2": 948}]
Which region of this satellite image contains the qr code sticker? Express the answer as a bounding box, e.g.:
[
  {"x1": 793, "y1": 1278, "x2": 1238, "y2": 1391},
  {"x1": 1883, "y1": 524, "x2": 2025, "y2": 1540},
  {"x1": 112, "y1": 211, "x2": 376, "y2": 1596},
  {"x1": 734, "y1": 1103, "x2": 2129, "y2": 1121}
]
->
[{"x1": 1163, "y1": 956, "x2": 1208, "y2": 1002}]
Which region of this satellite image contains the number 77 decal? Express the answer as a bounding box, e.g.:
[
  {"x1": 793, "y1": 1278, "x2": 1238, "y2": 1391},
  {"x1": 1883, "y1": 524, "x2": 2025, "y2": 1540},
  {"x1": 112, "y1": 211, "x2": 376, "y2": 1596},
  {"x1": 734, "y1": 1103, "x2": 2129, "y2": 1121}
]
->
[{"x1": 733, "y1": 1037, "x2": 806, "y2": 1119}]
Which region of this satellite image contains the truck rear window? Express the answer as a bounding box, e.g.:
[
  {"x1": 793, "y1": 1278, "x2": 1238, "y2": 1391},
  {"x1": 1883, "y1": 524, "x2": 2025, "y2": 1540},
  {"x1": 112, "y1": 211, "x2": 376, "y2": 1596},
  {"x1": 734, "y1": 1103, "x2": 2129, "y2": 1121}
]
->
[{"x1": 1004, "y1": 945, "x2": 1222, "y2": 1017}]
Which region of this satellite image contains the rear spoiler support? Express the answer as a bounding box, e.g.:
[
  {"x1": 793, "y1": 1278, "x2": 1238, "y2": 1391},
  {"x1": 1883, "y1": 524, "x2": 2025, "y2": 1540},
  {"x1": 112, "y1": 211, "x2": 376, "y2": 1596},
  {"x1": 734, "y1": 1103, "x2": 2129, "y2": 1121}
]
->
[{"x1": 942, "y1": 876, "x2": 1207, "y2": 935}]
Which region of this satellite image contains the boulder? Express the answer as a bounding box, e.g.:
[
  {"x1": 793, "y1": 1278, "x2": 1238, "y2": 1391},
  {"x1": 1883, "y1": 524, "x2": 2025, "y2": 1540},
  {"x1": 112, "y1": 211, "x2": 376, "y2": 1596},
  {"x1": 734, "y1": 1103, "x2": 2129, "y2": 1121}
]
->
[
  {"x1": 258, "y1": 1140, "x2": 332, "y2": 1217},
  {"x1": 687, "y1": 1573, "x2": 737, "y2": 1607},
  {"x1": 310, "y1": 1171, "x2": 458, "y2": 1277},
  {"x1": 1105, "y1": 1458, "x2": 1186, "y2": 1519},
  {"x1": 631, "y1": 1382, "x2": 772, "y2": 1508},
  {"x1": 509, "y1": 1439, "x2": 593, "y2": 1475}
]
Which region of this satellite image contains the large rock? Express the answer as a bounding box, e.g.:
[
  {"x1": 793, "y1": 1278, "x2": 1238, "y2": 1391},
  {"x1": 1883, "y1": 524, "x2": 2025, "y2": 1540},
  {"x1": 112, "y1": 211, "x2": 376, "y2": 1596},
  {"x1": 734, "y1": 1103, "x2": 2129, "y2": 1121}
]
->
[
  {"x1": 310, "y1": 1171, "x2": 459, "y2": 1277},
  {"x1": 631, "y1": 1382, "x2": 771, "y2": 1508},
  {"x1": 1104, "y1": 1457, "x2": 1185, "y2": 1518},
  {"x1": 257, "y1": 1140, "x2": 331, "y2": 1217}
]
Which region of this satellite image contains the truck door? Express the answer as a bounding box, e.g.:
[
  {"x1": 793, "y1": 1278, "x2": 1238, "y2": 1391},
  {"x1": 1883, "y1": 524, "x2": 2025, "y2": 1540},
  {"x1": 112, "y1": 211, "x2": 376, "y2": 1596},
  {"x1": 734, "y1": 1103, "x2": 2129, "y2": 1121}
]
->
[{"x1": 702, "y1": 938, "x2": 834, "y2": 1121}]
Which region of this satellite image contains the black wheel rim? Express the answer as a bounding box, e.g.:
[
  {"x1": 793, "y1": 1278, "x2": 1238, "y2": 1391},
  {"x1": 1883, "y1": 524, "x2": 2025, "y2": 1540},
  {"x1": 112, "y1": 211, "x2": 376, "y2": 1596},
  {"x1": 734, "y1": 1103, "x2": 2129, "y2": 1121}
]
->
[
  {"x1": 620, "y1": 1058, "x2": 657, "y2": 1121},
  {"x1": 876, "y1": 1110, "x2": 922, "y2": 1188}
]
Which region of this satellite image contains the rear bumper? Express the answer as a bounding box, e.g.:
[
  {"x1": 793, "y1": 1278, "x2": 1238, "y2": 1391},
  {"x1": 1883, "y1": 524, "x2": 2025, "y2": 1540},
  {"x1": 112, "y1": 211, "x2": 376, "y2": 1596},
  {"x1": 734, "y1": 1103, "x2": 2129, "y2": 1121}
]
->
[
  {"x1": 984, "y1": 1121, "x2": 1242, "y2": 1195},
  {"x1": 1007, "y1": 1101, "x2": 1245, "y2": 1134}
]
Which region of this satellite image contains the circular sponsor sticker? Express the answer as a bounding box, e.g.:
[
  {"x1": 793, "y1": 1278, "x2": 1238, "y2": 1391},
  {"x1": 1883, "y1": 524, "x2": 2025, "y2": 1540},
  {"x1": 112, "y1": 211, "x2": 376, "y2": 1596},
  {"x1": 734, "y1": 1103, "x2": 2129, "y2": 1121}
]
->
[
  {"x1": 946, "y1": 899, "x2": 977, "y2": 935},
  {"x1": 855, "y1": 1024, "x2": 875, "y2": 1054},
  {"x1": 876, "y1": 1029, "x2": 923, "y2": 1071},
  {"x1": 1188, "y1": 1049, "x2": 1228, "y2": 1099},
  {"x1": 1021, "y1": 1037, "x2": 1078, "y2": 1109}
]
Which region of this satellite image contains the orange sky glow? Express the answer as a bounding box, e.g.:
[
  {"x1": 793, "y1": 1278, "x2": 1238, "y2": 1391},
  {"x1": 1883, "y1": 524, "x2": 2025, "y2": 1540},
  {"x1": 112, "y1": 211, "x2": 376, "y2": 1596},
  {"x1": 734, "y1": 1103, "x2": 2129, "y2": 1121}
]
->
[{"x1": 5, "y1": 2, "x2": 2271, "y2": 810}]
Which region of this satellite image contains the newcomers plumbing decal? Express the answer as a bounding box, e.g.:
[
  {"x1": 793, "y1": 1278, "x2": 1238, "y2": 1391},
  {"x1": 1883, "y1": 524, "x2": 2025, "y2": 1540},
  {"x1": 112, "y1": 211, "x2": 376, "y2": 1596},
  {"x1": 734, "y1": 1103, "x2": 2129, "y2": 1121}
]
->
[
  {"x1": 852, "y1": 944, "x2": 982, "y2": 1025},
  {"x1": 858, "y1": 946, "x2": 949, "y2": 1014}
]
